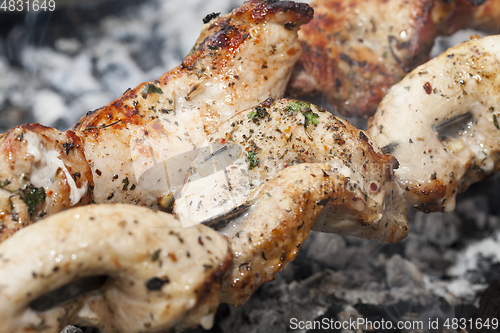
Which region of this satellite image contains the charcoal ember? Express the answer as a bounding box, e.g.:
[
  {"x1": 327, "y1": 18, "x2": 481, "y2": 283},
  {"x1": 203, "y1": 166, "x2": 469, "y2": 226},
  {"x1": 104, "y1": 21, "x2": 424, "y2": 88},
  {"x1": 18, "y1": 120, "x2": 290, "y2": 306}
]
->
[
  {"x1": 404, "y1": 211, "x2": 461, "y2": 274},
  {"x1": 455, "y1": 303, "x2": 479, "y2": 326},
  {"x1": 0, "y1": 56, "x2": 37, "y2": 130},
  {"x1": 0, "y1": 57, "x2": 15, "y2": 106},
  {"x1": 0, "y1": 104, "x2": 35, "y2": 133},
  {"x1": 356, "y1": 301, "x2": 429, "y2": 332},
  {"x1": 336, "y1": 306, "x2": 364, "y2": 332},
  {"x1": 448, "y1": 232, "x2": 500, "y2": 279},
  {"x1": 484, "y1": 262, "x2": 500, "y2": 283},
  {"x1": 489, "y1": 215, "x2": 500, "y2": 234},
  {"x1": 384, "y1": 254, "x2": 436, "y2": 306},
  {"x1": 54, "y1": 38, "x2": 83, "y2": 56},
  {"x1": 457, "y1": 173, "x2": 500, "y2": 216},
  {"x1": 327, "y1": 257, "x2": 402, "y2": 306},
  {"x1": 131, "y1": 39, "x2": 164, "y2": 72},
  {"x1": 305, "y1": 303, "x2": 354, "y2": 333},
  {"x1": 416, "y1": 297, "x2": 457, "y2": 332},
  {"x1": 93, "y1": 40, "x2": 146, "y2": 97},
  {"x1": 32, "y1": 89, "x2": 68, "y2": 126},
  {"x1": 487, "y1": 175, "x2": 500, "y2": 215}
]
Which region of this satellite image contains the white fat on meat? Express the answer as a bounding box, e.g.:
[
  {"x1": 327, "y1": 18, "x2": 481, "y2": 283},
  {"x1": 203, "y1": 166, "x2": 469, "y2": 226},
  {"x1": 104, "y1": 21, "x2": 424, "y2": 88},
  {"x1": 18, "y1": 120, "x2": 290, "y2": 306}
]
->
[{"x1": 24, "y1": 131, "x2": 87, "y2": 205}]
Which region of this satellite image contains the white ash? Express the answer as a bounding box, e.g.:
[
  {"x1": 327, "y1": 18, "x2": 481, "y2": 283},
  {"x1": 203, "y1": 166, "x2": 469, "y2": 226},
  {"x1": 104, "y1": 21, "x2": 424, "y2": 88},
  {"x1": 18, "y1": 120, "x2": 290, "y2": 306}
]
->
[
  {"x1": 32, "y1": 89, "x2": 67, "y2": 125},
  {"x1": 448, "y1": 232, "x2": 500, "y2": 278}
]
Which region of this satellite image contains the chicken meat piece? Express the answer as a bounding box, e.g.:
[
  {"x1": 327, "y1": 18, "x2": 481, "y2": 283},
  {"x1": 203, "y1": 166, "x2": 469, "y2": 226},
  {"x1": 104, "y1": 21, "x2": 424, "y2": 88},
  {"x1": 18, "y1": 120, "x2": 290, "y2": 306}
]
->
[
  {"x1": 441, "y1": 0, "x2": 500, "y2": 35},
  {"x1": 0, "y1": 204, "x2": 232, "y2": 333},
  {"x1": 174, "y1": 98, "x2": 408, "y2": 305},
  {"x1": 286, "y1": 0, "x2": 481, "y2": 118},
  {"x1": 368, "y1": 35, "x2": 500, "y2": 212},
  {"x1": 0, "y1": 124, "x2": 93, "y2": 242}
]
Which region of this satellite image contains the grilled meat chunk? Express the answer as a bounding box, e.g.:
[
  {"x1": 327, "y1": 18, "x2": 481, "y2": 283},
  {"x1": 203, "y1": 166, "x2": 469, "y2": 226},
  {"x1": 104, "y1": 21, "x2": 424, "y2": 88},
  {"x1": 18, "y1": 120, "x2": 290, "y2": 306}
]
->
[
  {"x1": 174, "y1": 98, "x2": 408, "y2": 305},
  {"x1": 0, "y1": 124, "x2": 93, "y2": 242},
  {"x1": 368, "y1": 35, "x2": 500, "y2": 212},
  {"x1": 0, "y1": 204, "x2": 231, "y2": 333},
  {"x1": 441, "y1": 0, "x2": 500, "y2": 35},
  {"x1": 287, "y1": 0, "x2": 479, "y2": 117}
]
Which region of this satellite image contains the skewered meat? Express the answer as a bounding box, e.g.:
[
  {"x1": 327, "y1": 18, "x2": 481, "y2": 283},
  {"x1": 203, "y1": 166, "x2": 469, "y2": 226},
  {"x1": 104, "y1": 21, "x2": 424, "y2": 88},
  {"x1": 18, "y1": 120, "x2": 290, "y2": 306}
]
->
[
  {"x1": 0, "y1": 204, "x2": 232, "y2": 333},
  {"x1": 175, "y1": 98, "x2": 406, "y2": 240},
  {"x1": 221, "y1": 162, "x2": 400, "y2": 306},
  {"x1": 464, "y1": 0, "x2": 500, "y2": 33},
  {"x1": 286, "y1": 0, "x2": 482, "y2": 118},
  {"x1": 0, "y1": 0, "x2": 313, "y2": 241},
  {"x1": 367, "y1": 35, "x2": 500, "y2": 212},
  {"x1": 441, "y1": 0, "x2": 500, "y2": 35},
  {"x1": 174, "y1": 98, "x2": 408, "y2": 305}
]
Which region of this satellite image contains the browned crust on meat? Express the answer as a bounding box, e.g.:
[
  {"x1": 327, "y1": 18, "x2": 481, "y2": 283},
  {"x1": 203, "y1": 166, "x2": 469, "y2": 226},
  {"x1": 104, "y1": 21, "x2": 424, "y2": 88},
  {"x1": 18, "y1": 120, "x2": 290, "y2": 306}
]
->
[
  {"x1": 220, "y1": 164, "x2": 360, "y2": 306},
  {"x1": 64, "y1": 129, "x2": 95, "y2": 206},
  {"x1": 402, "y1": 180, "x2": 450, "y2": 213},
  {"x1": 287, "y1": 0, "x2": 456, "y2": 117},
  {"x1": 221, "y1": 161, "x2": 407, "y2": 306},
  {"x1": 441, "y1": 0, "x2": 500, "y2": 35},
  {"x1": 235, "y1": 0, "x2": 314, "y2": 26},
  {"x1": 195, "y1": 249, "x2": 233, "y2": 301},
  {"x1": 73, "y1": 0, "x2": 313, "y2": 136}
]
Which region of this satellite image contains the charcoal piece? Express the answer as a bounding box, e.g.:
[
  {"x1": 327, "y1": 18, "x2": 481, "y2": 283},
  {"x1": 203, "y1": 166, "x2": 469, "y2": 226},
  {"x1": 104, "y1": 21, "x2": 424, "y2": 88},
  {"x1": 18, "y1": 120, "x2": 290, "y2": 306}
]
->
[
  {"x1": 385, "y1": 254, "x2": 425, "y2": 289},
  {"x1": 457, "y1": 195, "x2": 490, "y2": 232},
  {"x1": 412, "y1": 211, "x2": 461, "y2": 248},
  {"x1": 302, "y1": 232, "x2": 347, "y2": 269}
]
